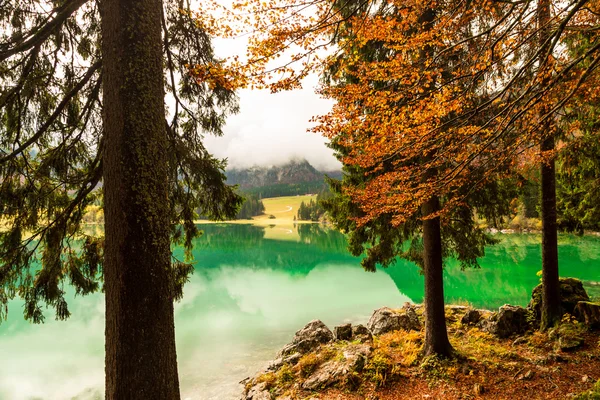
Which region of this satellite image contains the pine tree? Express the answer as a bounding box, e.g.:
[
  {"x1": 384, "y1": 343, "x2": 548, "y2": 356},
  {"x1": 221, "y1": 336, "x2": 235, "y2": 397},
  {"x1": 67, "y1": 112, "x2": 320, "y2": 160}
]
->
[
  {"x1": 235, "y1": 193, "x2": 265, "y2": 219},
  {"x1": 0, "y1": 0, "x2": 241, "y2": 397},
  {"x1": 557, "y1": 31, "x2": 600, "y2": 234}
]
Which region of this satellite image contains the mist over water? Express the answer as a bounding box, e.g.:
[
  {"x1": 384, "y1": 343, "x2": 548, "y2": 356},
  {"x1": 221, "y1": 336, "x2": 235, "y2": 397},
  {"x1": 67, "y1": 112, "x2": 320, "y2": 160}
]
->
[{"x1": 1, "y1": 225, "x2": 599, "y2": 399}]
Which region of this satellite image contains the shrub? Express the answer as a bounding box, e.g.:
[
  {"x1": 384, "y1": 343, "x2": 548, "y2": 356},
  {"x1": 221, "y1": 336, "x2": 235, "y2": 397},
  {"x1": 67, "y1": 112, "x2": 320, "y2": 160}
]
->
[
  {"x1": 255, "y1": 372, "x2": 276, "y2": 390},
  {"x1": 276, "y1": 365, "x2": 294, "y2": 386},
  {"x1": 364, "y1": 350, "x2": 395, "y2": 386},
  {"x1": 297, "y1": 353, "x2": 320, "y2": 378}
]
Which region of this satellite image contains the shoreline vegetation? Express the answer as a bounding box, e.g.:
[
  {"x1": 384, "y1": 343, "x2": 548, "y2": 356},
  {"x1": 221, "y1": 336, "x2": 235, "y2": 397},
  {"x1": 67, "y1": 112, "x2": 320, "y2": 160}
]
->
[
  {"x1": 68, "y1": 194, "x2": 600, "y2": 237},
  {"x1": 242, "y1": 279, "x2": 600, "y2": 400},
  {"x1": 8, "y1": 194, "x2": 598, "y2": 241},
  {"x1": 4, "y1": 194, "x2": 598, "y2": 236}
]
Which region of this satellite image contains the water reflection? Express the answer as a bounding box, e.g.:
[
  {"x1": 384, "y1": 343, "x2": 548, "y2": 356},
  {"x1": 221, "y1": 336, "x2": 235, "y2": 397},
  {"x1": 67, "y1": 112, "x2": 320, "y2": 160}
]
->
[
  {"x1": 0, "y1": 294, "x2": 105, "y2": 400},
  {"x1": 1, "y1": 224, "x2": 599, "y2": 400},
  {"x1": 176, "y1": 263, "x2": 406, "y2": 400},
  {"x1": 1, "y1": 223, "x2": 407, "y2": 400},
  {"x1": 384, "y1": 233, "x2": 600, "y2": 309}
]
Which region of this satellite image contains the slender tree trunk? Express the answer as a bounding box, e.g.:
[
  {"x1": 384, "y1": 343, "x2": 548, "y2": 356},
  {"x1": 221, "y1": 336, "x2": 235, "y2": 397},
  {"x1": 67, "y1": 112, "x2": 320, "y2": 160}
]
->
[
  {"x1": 416, "y1": 6, "x2": 452, "y2": 358},
  {"x1": 540, "y1": 135, "x2": 560, "y2": 330},
  {"x1": 538, "y1": 0, "x2": 561, "y2": 331},
  {"x1": 421, "y1": 195, "x2": 453, "y2": 357},
  {"x1": 100, "y1": 0, "x2": 181, "y2": 398}
]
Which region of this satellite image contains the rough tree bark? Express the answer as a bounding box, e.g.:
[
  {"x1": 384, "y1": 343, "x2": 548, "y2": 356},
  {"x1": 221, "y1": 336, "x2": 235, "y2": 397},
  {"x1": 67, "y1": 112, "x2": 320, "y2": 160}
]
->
[
  {"x1": 538, "y1": 0, "x2": 561, "y2": 331},
  {"x1": 417, "y1": 5, "x2": 453, "y2": 358},
  {"x1": 421, "y1": 195, "x2": 454, "y2": 357},
  {"x1": 100, "y1": 0, "x2": 181, "y2": 398},
  {"x1": 540, "y1": 134, "x2": 560, "y2": 330}
]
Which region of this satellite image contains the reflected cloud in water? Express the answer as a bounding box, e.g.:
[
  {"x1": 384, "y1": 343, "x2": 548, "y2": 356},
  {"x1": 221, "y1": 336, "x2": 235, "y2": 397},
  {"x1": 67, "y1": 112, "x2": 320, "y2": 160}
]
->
[{"x1": 1, "y1": 224, "x2": 599, "y2": 400}]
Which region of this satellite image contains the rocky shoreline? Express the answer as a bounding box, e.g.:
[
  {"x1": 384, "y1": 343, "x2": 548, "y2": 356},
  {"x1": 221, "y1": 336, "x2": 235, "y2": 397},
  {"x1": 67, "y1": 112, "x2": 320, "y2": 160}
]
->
[{"x1": 241, "y1": 278, "x2": 600, "y2": 400}]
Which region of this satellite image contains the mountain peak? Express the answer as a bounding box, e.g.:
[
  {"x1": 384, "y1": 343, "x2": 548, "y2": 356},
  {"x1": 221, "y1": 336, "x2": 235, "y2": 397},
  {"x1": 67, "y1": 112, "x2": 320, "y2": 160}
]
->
[{"x1": 226, "y1": 159, "x2": 327, "y2": 190}]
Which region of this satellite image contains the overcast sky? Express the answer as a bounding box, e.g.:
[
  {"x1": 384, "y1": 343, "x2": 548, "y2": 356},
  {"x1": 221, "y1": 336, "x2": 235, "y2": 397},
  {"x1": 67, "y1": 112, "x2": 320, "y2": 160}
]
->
[{"x1": 204, "y1": 37, "x2": 341, "y2": 171}]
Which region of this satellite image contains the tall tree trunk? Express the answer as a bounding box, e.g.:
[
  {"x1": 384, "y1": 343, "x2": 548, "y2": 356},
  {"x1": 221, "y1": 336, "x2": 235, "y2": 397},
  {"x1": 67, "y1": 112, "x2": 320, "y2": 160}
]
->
[
  {"x1": 421, "y1": 195, "x2": 453, "y2": 357},
  {"x1": 538, "y1": 0, "x2": 561, "y2": 331},
  {"x1": 418, "y1": 6, "x2": 452, "y2": 358},
  {"x1": 100, "y1": 0, "x2": 181, "y2": 398},
  {"x1": 540, "y1": 135, "x2": 560, "y2": 330}
]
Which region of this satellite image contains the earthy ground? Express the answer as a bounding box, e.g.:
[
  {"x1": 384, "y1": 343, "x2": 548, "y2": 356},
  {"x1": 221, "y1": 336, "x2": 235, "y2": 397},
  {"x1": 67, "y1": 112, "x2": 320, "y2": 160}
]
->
[
  {"x1": 321, "y1": 329, "x2": 600, "y2": 399},
  {"x1": 252, "y1": 307, "x2": 600, "y2": 400}
]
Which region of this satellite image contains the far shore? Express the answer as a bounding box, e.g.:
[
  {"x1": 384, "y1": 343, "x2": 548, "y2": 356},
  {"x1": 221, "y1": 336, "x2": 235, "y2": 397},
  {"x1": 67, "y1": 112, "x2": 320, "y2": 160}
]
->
[
  {"x1": 193, "y1": 218, "x2": 321, "y2": 225},
  {"x1": 4, "y1": 190, "x2": 600, "y2": 237}
]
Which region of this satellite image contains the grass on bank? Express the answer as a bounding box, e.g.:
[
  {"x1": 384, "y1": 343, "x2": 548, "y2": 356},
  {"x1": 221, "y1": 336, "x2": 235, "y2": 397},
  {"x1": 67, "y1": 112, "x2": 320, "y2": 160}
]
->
[
  {"x1": 191, "y1": 194, "x2": 318, "y2": 226},
  {"x1": 2, "y1": 195, "x2": 320, "y2": 242},
  {"x1": 195, "y1": 195, "x2": 320, "y2": 241},
  {"x1": 249, "y1": 194, "x2": 317, "y2": 222}
]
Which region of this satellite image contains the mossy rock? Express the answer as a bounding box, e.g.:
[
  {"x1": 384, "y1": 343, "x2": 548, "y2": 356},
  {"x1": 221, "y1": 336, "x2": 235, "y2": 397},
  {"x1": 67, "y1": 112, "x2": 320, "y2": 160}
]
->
[
  {"x1": 549, "y1": 320, "x2": 586, "y2": 352},
  {"x1": 479, "y1": 305, "x2": 530, "y2": 338},
  {"x1": 558, "y1": 335, "x2": 584, "y2": 351},
  {"x1": 528, "y1": 278, "x2": 590, "y2": 322},
  {"x1": 574, "y1": 301, "x2": 600, "y2": 329}
]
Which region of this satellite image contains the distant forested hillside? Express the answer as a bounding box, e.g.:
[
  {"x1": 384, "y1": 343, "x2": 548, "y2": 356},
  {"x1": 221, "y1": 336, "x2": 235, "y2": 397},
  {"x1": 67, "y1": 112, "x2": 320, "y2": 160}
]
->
[
  {"x1": 235, "y1": 193, "x2": 265, "y2": 219},
  {"x1": 242, "y1": 181, "x2": 326, "y2": 198},
  {"x1": 225, "y1": 159, "x2": 341, "y2": 197}
]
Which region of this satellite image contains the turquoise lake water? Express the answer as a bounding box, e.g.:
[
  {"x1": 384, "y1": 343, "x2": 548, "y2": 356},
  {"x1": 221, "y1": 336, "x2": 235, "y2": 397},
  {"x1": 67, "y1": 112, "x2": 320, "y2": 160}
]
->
[{"x1": 1, "y1": 224, "x2": 599, "y2": 399}]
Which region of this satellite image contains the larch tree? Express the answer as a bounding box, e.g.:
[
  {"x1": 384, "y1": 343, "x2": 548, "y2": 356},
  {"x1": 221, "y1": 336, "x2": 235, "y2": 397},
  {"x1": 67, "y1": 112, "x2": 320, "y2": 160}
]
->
[
  {"x1": 0, "y1": 0, "x2": 242, "y2": 397},
  {"x1": 339, "y1": 0, "x2": 600, "y2": 332},
  {"x1": 199, "y1": 0, "x2": 520, "y2": 357},
  {"x1": 317, "y1": 0, "x2": 518, "y2": 357},
  {"x1": 536, "y1": 0, "x2": 600, "y2": 327},
  {"x1": 200, "y1": 0, "x2": 600, "y2": 338}
]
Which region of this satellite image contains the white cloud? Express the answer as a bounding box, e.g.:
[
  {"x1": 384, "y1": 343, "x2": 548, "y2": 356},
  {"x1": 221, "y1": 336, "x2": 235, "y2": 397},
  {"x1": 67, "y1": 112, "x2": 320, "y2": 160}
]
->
[
  {"x1": 204, "y1": 35, "x2": 342, "y2": 171},
  {"x1": 204, "y1": 75, "x2": 340, "y2": 171}
]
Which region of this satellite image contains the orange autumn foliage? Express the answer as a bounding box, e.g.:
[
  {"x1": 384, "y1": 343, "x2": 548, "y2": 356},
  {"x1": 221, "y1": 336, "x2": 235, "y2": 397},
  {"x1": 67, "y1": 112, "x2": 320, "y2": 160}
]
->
[{"x1": 193, "y1": 0, "x2": 600, "y2": 225}]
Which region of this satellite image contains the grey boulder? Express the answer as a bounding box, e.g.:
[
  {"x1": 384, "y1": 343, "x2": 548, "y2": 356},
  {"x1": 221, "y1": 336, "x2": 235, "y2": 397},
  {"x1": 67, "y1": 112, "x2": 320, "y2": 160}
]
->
[
  {"x1": 367, "y1": 306, "x2": 421, "y2": 336},
  {"x1": 333, "y1": 323, "x2": 353, "y2": 341},
  {"x1": 277, "y1": 320, "x2": 334, "y2": 357}
]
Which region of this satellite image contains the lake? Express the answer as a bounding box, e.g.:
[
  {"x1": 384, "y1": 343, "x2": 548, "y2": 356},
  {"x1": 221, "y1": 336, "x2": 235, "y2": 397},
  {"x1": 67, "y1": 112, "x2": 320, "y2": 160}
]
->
[{"x1": 1, "y1": 224, "x2": 599, "y2": 400}]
